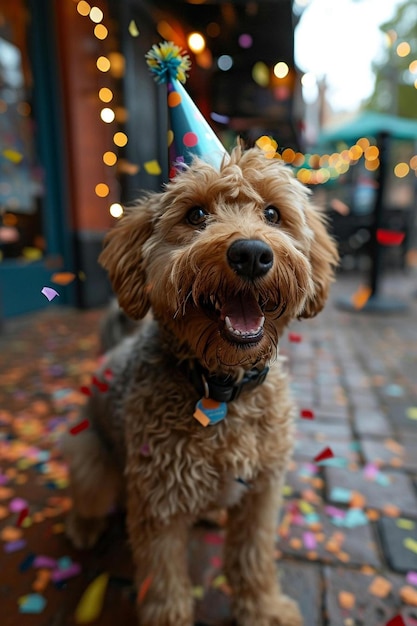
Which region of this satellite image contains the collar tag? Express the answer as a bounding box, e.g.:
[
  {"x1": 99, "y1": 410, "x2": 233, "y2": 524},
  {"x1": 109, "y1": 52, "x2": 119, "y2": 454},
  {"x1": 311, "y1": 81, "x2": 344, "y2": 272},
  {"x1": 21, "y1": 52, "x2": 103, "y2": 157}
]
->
[{"x1": 193, "y1": 397, "x2": 228, "y2": 427}]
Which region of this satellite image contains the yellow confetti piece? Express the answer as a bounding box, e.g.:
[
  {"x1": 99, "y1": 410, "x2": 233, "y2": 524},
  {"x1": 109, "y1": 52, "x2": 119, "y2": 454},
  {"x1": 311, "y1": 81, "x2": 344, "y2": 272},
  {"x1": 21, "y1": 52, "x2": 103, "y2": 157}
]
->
[
  {"x1": 2, "y1": 148, "x2": 23, "y2": 163},
  {"x1": 144, "y1": 160, "x2": 161, "y2": 175},
  {"x1": 397, "y1": 518, "x2": 415, "y2": 530},
  {"x1": 406, "y1": 407, "x2": 417, "y2": 420},
  {"x1": 351, "y1": 284, "x2": 372, "y2": 310},
  {"x1": 75, "y1": 573, "x2": 109, "y2": 624},
  {"x1": 128, "y1": 19, "x2": 140, "y2": 37},
  {"x1": 192, "y1": 586, "x2": 204, "y2": 600},
  {"x1": 298, "y1": 500, "x2": 314, "y2": 514},
  {"x1": 22, "y1": 247, "x2": 42, "y2": 261},
  {"x1": 404, "y1": 537, "x2": 417, "y2": 554},
  {"x1": 282, "y1": 485, "x2": 293, "y2": 496},
  {"x1": 21, "y1": 516, "x2": 32, "y2": 528},
  {"x1": 212, "y1": 575, "x2": 227, "y2": 589}
]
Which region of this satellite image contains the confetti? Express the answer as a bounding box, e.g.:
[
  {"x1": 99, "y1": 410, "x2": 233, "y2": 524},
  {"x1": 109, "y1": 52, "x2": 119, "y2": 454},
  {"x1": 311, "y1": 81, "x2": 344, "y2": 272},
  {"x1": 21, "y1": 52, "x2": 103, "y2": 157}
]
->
[
  {"x1": 368, "y1": 576, "x2": 392, "y2": 598},
  {"x1": 338, "y1": 590, "x2": 355, "y2": 609},
  {"x1": 51, "y1": 272, "x2": 76, "y2": 285},
  {"x1": 288, "y1": 332, "x2": 302, "y2": 343},
  {"x1": 351, "y1": 284, "x2": 372, "y2": 310},
  {"x1": 51, "y1": 561, "x2": 81, "y2": 582},
  {"x1": 18, "y1": 593, "x2": 47, "y2": 614},
  {"x1": 4, "y1": 538, "x2": 27, "y2": 553},
  {"x1": 395, "y1": 517, "x2": 416, "y2": 530},
  {"x1": 74, "y1": 572, "x2": 109, "y2": 624},
  {"x1": 406, "y1": 571, "x2": 417, "y2": 586},
  {"x1": 300, "y1": 408, "x2": 314, "y2": 419},
  {"x1": 404, "y1": 538, "x2": 417, "y2": 554},
  {"x1": 400, "y1": 585, "x2": 417, "y2": 606},
  {"x1": 41, "y1": 287, "x2": 59, "y2": 301},
  {"x1": 406, "y1": 407, "x2": 417, "y2": 420},
  {"x1": 128, "y1": 19, "x2": 140, "y2": 37},
  {"x1": 69, "y1": 419, "x2": 90, "y2": 435},
  {"x1": 314, "y1": 446, "x2": 334, "y2": 463},
  {"x1": 385, "y1": 616, "x2": 405, "y2": 626}
]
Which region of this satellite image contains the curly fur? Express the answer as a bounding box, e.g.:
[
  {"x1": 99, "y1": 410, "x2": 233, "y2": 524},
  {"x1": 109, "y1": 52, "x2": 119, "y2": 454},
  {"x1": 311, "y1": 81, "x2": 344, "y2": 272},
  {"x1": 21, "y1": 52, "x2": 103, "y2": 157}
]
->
[{"x1": 62, "y1": 146, "x2": 338, "y2": 626}]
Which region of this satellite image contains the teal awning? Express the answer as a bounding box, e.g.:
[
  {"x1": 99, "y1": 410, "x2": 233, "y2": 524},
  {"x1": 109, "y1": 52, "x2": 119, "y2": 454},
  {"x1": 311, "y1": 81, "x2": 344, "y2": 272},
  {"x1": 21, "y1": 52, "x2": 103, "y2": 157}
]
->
[{"x1": 319, "y1": 111, "x2": 417, "y2": 144}]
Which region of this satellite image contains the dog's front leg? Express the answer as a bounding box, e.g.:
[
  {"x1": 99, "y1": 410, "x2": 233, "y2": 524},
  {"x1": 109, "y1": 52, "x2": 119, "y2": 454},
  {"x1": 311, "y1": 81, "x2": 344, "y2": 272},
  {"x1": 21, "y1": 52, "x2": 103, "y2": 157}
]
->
[
  {"x1": 126, "y1": 493, "x2": 194, "y2": 626},
  {"x1": 224, "y1": 474, "x2": 303, "y2": 626}
]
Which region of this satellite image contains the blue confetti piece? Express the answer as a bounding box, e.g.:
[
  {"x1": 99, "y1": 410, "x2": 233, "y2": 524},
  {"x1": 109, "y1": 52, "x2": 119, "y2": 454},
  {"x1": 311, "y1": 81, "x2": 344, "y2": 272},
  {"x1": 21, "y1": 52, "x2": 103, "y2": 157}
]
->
[
  {"x1": 19, "y1": 593, "x2": 47, "y2": 614},
  {"x1": 330, "y1": 487, "x2": 352, "y2": 503}
]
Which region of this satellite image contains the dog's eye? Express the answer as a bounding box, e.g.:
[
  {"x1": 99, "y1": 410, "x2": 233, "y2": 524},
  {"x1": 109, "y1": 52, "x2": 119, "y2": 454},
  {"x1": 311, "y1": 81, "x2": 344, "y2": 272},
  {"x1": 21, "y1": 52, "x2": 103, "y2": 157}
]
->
[
  {"x1": 186, "y1": 206, "x2": 208, "y2": 227},
  {"x1": 263, "y1": 205, "x2": 281, "y2": 225}
]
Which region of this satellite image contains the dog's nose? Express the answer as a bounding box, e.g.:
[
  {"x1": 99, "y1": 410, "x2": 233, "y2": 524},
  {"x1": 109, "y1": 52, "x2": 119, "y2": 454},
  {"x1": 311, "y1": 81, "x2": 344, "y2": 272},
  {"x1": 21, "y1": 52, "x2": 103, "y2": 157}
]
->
[{"x1": 227, "y1": 239, "x2": 273, "y2": 279}]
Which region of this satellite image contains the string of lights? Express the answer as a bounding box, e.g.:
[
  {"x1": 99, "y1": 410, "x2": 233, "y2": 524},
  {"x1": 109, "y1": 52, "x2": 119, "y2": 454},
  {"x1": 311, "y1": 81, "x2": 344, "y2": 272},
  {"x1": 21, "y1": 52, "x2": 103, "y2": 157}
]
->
[{"x1": 75, "y1": 0, "x2": 417, "y2": 217}]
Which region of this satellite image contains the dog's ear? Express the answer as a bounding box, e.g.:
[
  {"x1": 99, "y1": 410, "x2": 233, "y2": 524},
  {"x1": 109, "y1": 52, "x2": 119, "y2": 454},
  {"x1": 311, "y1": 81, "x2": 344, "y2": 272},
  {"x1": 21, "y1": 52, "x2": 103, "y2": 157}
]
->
[
  {"x1": 299, "y1": 205, "x2": 339, "y2": 319},
  {"x1": 99, "y1": 198, "x2": 156, "y2": 320}
]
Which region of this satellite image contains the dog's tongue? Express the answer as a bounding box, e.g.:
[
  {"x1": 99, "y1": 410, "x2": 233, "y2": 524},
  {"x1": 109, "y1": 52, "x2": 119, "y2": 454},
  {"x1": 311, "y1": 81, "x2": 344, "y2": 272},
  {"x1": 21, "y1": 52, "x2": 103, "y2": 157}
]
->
[{"x1": 221, "y1": 292, "x2": 264, "y2": 334}]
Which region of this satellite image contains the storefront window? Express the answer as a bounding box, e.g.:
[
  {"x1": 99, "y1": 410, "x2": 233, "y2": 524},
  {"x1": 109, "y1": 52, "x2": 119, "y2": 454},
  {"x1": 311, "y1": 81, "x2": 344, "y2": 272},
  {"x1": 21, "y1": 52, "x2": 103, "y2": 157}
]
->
[{"x1": 0, "y1": 1, "x2": 45, "y2": 261}]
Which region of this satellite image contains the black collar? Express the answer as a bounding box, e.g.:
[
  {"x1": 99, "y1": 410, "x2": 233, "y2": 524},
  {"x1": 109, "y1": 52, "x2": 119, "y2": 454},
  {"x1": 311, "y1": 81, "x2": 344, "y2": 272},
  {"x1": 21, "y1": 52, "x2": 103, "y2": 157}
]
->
[{"x1": 183, "y1": 359, "x2": 269, "y2": 403}]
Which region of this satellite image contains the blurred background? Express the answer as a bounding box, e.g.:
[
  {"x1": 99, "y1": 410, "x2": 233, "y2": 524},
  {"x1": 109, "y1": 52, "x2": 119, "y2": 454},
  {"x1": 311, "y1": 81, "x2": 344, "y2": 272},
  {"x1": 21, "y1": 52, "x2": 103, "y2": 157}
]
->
[{"x1": 0, "y1": 0, "x2": 416, "y2": 319}]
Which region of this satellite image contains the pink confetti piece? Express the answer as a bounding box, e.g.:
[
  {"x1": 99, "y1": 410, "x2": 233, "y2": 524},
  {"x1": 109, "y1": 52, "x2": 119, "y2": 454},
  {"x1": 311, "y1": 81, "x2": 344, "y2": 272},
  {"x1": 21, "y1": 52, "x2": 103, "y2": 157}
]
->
[
  {"x1": 51, "y1": 562, "x2": 81, "y2": 582},
  {"x1": 33, "y1": 556, "x2": 57, "y2": 569},
  {"x1": 303, "y1": 531, "x2": 317, "y2": 550},
  {"x1": 406, "y1": 571, "x2": 417, "y2": 586},
  {"x1": 41, "y1": 287, "x2": 59, "y2": 301},
  {"x1": 324, "y1": 505, "x2": 346, "y2": 518},
  {"x1": 9, "y1": 498, "x2": 28, "y2": 513},
  {"x1": 363, "y1": 463, "x2": 379, "y2": 480},
  {"x1": 288, "y1": 332, "x2": 302, "y2": 343}
]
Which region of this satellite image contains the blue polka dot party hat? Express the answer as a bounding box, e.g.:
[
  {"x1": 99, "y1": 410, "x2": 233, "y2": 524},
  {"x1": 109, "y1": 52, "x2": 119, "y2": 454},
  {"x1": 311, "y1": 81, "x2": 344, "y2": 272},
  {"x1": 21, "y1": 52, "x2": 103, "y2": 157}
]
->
[{"x1": 146, "y1": 41, "x2": 227, "y2": 179}]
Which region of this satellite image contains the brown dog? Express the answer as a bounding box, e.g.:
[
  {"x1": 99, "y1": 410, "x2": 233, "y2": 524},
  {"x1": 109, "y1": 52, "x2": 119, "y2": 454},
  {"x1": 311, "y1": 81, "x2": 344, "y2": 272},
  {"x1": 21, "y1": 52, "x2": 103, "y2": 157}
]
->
[{"x1": 62, "y1": 145, "x2": 338, "y2": 626}]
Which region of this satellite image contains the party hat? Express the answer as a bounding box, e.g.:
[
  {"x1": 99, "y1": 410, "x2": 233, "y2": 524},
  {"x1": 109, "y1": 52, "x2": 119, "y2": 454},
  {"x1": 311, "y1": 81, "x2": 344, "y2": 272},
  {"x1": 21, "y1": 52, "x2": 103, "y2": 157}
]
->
[{"x1": 146, "y1": 41, "x2": 227, "y2": 179}]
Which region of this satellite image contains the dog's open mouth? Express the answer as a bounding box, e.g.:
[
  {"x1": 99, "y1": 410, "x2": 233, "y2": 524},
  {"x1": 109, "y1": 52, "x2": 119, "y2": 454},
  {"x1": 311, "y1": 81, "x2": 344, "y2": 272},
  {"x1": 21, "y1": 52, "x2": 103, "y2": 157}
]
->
[{"x1": 201, "y1": 292, "x2": 265, "y2": 345}]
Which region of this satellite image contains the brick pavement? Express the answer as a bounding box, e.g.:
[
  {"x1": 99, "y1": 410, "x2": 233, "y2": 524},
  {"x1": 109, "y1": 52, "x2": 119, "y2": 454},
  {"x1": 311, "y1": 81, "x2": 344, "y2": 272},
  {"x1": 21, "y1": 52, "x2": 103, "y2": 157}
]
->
[{"x1": 0, "y1": 269, "x2": 416, "y2": 625}]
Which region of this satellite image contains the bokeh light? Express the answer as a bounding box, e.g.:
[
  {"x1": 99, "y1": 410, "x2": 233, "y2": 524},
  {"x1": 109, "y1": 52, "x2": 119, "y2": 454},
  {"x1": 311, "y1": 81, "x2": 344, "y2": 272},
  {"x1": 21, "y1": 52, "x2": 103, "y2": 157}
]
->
[
  {"x1": 110, "y1": 203, "x2": 124, "y2": 218},
  {"x1": 252, "y1": 61, "x2": 269, "y2": 87},
  {"x1": 95, "y1": 183, "x2": 109, "y2": 197},
  {"x1": 217, "y1": 55, "x2": 233, "y2": 71},
  {"x1": 99, "y1": 87, "x2": 113, "y2": 103},
  {"x1": 188, "y1": 32, "x2": 206, "y2": 53},
  {"x1": 394, "y1": 162, "x2": 409, "y2": 178},
  {"x1": 273, "y1": 62, "x2": 289, "y2": 79},
  {"x1": 100, "y1": 108, "x2": 115, "y2": 123}
]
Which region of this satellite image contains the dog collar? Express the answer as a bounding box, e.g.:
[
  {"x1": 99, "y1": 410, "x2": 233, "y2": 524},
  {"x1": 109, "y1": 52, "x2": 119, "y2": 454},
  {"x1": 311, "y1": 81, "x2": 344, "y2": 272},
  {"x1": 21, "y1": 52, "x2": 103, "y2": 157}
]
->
[{"x1": 185, "y1": 360, "x2": 269, "y2": 404}]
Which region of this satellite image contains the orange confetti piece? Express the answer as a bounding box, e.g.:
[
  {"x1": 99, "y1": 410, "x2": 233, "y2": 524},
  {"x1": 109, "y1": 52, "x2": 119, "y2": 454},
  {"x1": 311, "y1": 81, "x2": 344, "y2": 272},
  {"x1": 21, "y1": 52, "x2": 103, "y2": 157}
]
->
[
  {"x1": 193, "y1": 408, "x2": 210, "y2": 427},
  {"x1": 351, "y1": 284, "x2": 372, "y2": 310},
  {"x1": 338, "y1": 591, "x2": 355, "y2": 609},
  {"x1": 289, "y1": 537, "x2": 302, "y2": 550},
  {"x1": 51, "y1": 272, "x2": 76, "y2": 285},
  {"x1": 400, "y1": 585, "x2": 417, "y2": 606},
  {"x1": 0, "y1": 526, "x2": 23, "y2": 542},
  {"x1": 366, "y1": 509, "x2": 380, "y2": 521},
  {"x1": 137, "y1": 576, "x2": 152, "y2": 604},
  {"x1": 368, "y1": 576, "x2": 392, "y2": 598},
  {"x1": 349, "y1": 491, "x2": 366, "y2": 509},
  {"x1": 383, "y1": 504, "x2": 401, "y2": 518}
]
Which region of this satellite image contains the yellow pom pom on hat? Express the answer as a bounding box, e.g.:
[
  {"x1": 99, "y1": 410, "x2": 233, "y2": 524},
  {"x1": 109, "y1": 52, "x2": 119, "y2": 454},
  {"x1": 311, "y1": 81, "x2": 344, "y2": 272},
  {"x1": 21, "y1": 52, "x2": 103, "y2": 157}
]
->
[{"x1": 146, "y1": 41, "x2": 227, "y2": 178}]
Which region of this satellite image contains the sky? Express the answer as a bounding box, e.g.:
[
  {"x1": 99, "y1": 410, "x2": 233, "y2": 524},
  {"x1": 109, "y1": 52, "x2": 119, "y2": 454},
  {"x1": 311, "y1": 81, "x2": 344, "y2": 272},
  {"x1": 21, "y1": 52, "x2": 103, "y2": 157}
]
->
[{"x1": 294, "y1": 0, "x2": 405, "y2": 112}]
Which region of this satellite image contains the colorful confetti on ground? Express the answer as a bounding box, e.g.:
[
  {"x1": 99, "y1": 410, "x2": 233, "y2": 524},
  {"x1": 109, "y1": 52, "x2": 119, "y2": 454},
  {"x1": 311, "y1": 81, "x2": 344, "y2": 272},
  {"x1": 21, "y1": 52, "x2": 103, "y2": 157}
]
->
[{"x1": 0, "y1": 269, "x2": 417, "y2": 625}]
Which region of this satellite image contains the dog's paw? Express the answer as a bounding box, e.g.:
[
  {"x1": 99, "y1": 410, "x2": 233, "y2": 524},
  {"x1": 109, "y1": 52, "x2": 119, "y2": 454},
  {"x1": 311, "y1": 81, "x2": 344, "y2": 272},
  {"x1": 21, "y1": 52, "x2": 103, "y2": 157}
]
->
[
  {"x1": 235, "y1": 594, "x2": 303, "y2": 626},
  {"x1": 65, "y1": 510, "x2": 106, "y2": 550}
]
